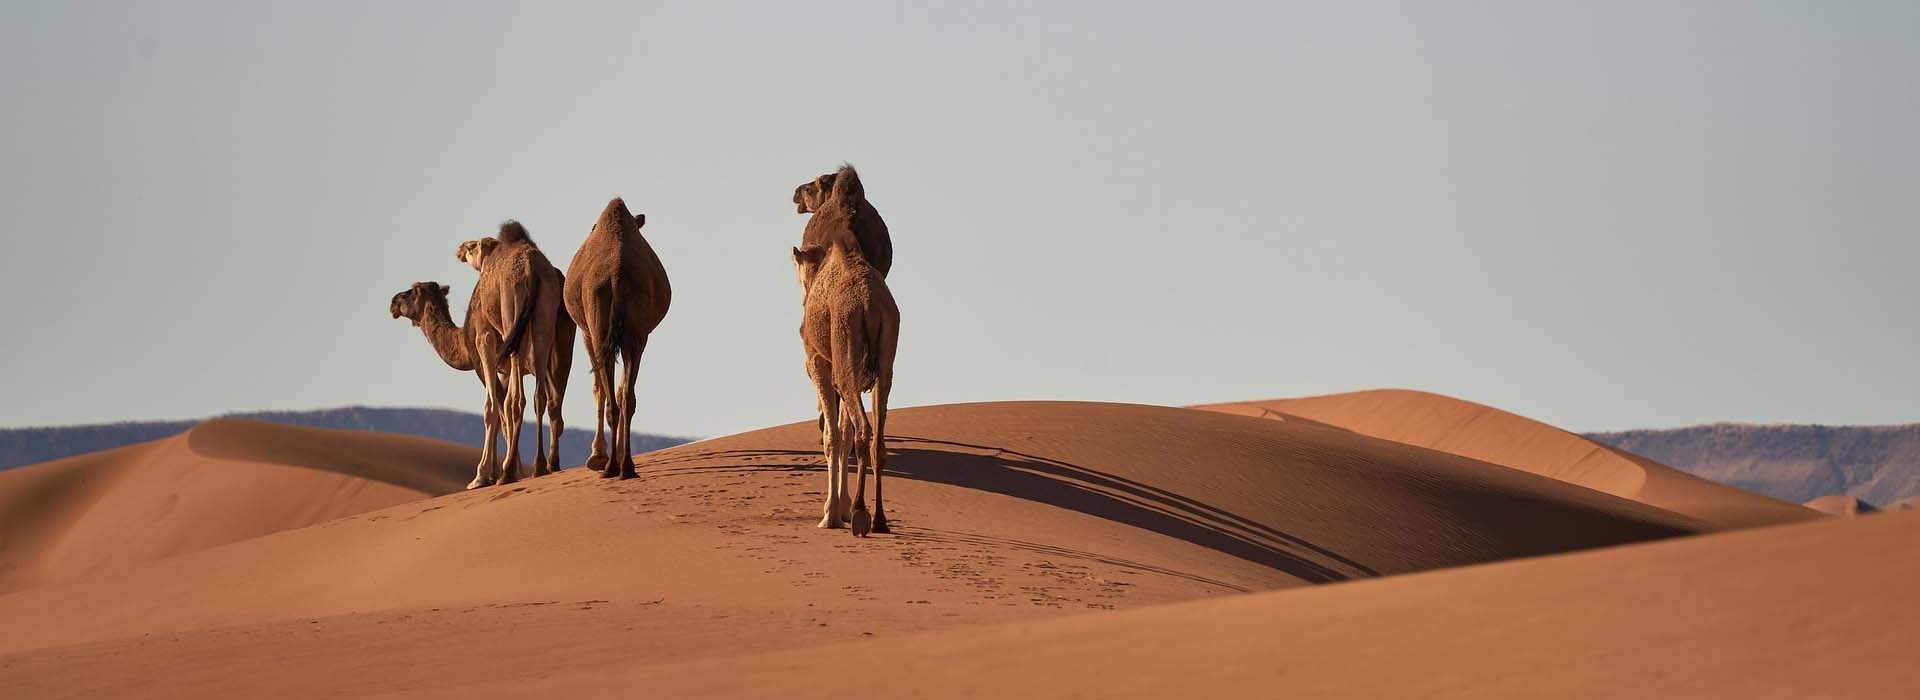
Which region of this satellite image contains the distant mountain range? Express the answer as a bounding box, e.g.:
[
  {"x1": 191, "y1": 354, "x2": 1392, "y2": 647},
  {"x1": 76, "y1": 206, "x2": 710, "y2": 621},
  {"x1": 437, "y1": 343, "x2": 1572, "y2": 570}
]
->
[
  {"x1": 1587, "y1": 424, "x2": 1920, "y2": 508},
  {"x1": 0, "y1": 407, "x2": 696, "y2": 472}
]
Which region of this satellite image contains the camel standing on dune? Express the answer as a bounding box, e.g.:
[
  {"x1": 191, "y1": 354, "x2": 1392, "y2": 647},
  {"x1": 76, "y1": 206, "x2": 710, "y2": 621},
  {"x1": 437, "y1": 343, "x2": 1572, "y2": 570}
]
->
[
  {"x1": 565, "y1": 198, "x2": 671, "y2": 479},
  {"x1": 453, "y1": 223, "x2": 553, "y2": 488},
  {"x1": 457, "y1": 226, "x2": 575, "y2": 473},
  {"x1": 794, "y1": 164, "x2": 892, "y2": 277},
  {"x1": 389, "y1": 281, "x2": 514, "y2": 487},
  {"x1": 795, "y1": 164, "x2": 894, "y2": 472},
  {"x1": 792, "y1": 169, "x2": 900, "y2": 537}
]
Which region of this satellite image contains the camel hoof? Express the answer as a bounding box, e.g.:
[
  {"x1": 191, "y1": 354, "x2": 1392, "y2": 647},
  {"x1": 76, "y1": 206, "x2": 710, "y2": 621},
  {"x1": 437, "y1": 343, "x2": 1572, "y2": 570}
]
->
[
  {"x1": 871, "y1": 516, "x2": 890, "y2": 534},
  {"x1": 851, "y1": 507, "x2": 872, "y2": 538},
  {"x1": 465, "y1": 478, "x2": 491, "y2": 490},
  {"x1": 818, "y1": 515, "x2": 844, "y2": 529},
  {"x1": 599, "y1": 468, "x2": 620, "y2": 479},
  {"x1": 585, "y1": 455, "x2": 609, "y2": 471}
]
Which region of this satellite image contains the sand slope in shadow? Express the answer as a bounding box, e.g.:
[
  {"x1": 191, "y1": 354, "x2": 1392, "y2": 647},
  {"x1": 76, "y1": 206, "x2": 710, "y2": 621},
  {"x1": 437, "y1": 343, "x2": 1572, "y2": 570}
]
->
[{"x1": 1194, "y1": 389, "x2": 1819, "y2": 529}]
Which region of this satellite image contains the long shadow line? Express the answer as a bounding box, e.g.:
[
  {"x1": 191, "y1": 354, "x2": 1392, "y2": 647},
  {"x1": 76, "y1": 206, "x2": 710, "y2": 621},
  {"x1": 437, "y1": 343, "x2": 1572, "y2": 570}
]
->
[
  {"x1": 893, "y1": 436, "x2": 1380, "y2": 577},
  {"x1": 631, "y1": 445, "x2": 1365, "y2": 583}
]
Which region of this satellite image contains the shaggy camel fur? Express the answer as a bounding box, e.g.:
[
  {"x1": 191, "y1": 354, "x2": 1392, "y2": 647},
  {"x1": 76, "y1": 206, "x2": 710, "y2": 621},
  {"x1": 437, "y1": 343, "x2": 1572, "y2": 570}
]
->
[
  {"x1": 794, "y1": 164, "x2": 892, "y2": 277},
  {"x1": 565, "y1": 198, "x2": 672, "y2": 479},
  {"x1": 456, "y1": 228, "x2": 575, "y2": 473},
  {"x1": 792, "y1": 172, "x2": 900, "y2": 536}
]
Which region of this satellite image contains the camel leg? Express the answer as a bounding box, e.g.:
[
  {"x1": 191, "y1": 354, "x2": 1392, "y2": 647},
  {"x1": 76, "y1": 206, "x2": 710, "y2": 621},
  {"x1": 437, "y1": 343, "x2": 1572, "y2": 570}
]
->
[
  {"x1": 810, "y1": 362, "x2": 844, "y2": 529},
  {"x1": 820, "y1": 400, "x2": 845, "y2": 529},
  {"x1": 548, "y1": 383, "x2": 565, "y2": 473},
  {"x1": 592, "y1": 354, "x2": 619, "y2": 479},
  {"x1": 471, "y1": 369, "x2": 503, "y2": 489},
  {"x1": 550, "y1": 316, "x2": 574, "y2": 471},
  {"x1": 497, "y1": 361, "x2": 525, "y2": 486},
  {"x1": 871, "y1": 373, "x2": 891, "y2": 534},
  {"x1": 581, "y1": 327, "x2": 611, "y2": 472},
  {"x1": 531, "y1": 374, "x2": 551, "y2": 476},
  {"x1": 846, "y1": 393, "x2": 873, "y2": 537},
  {"x1": 614, "y1": 336, "x2": 645, "y2": 480},
  {"x1": 844, "y1": 402, "x2": 860, "y2": 521}
]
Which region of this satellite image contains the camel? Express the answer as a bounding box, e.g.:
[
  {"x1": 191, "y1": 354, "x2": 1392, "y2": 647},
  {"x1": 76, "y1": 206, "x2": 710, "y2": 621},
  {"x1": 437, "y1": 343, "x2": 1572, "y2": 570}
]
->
[
  {"x1": 794, "y1": 164, "x2": 892, "y2": 277},
  {"x1": 456, "y1": 225, "x2": 575, "y2": 474},
  {"x1": 564, "y1": 198, "x2": 671, "y2": 479},
  {"x1": 444, "y1": 220, "x2": 554, "y2": 489},
  {"x1": 792, "y1": 169, "x2": 900, "y2": 537},
  {"x1": 795, "y1": 164, "x2": 893, "y2": 471},
  {"x1": 388, "y1": 281, "x2": 514, "y2": 488}
]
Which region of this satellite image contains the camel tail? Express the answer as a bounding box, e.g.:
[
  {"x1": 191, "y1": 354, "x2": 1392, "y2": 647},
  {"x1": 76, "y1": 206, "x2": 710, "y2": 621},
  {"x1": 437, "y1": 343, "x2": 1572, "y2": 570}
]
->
[
  {"x1": 497, "y1": 280, "x2": 537, "y2": 364},
  {"x1": 601, "y1": 270, "x2": 625, "y2": 367},
  {"x1": 830, "y1": 164, "x2": 864, "y2": 203},
  {"x1": 865, "y1": 308, "x2": 889, "y2": 386}
]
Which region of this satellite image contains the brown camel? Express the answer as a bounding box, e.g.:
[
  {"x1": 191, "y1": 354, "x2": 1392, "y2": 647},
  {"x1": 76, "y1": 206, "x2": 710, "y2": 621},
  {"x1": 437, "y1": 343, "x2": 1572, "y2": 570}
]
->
[
  {"x1": 564, "y1": 198, "x2": 671, "y2": 479},
  {"x1": 456, "y1": 222, "x2": 552, "y2": 488},
  {"x1": 794, "y1": 164, "x2": 892, "y2": 277},
  {"x1": 795, "y1": 165, "x2": 893, "y2": 471},
  {"x1": 388, "y1": 281, "x2": 511, "y2": 488},
  {"x1": 792, "y1": 173, "x2": 900, "y2": 537},
  {"x1": 456, "y1": 226, "x2": 575, "y2": 474}
]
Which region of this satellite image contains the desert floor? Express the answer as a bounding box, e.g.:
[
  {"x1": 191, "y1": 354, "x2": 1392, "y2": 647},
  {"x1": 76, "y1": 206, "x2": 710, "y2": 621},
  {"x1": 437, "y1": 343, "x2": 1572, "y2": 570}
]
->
[{"x1": 0, "y1": 392, "x2": 1911, "y2": 698}]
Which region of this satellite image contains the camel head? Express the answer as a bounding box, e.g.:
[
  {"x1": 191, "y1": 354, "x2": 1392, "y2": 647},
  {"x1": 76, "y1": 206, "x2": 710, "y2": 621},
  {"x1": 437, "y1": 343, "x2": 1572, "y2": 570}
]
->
[
  {"x1": 455, "y1": 237, "x2": 500, "y2": 271},
  {"x1": 793, "y1": 173, "x2": 835, "y2": 214},
  {"x1": 390, "y1": 282, "x2": 451, "y2": 326},
  {"x1": 791, "y1": 244, "x2": 830, "y2": 297}
]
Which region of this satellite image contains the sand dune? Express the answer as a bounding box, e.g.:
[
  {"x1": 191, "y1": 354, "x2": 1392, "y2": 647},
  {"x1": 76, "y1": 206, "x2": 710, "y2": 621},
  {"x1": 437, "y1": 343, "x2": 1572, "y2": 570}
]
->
[
  {"x1": 1194, "y1": 389, "x2": 1819, "y2": 529},
  {"x1": 0, "y1": 401, "x2": 1708, "y2": 697},
  {"x1": 551, "y1": 508, "x2": 1920, "y2": 699},
  {"x1": 1804, "y1": 494, "x2": 1879, "y2": 516},
  {"x1": 0, "y1": 419, "x2": 473, "y2": 594}
]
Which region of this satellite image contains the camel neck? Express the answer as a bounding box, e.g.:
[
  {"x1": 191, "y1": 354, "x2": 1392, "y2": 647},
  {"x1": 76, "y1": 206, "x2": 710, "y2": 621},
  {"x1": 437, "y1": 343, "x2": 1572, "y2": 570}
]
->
[{"x1": 418, "y1": 303, "x2": 477, "y2": 371}]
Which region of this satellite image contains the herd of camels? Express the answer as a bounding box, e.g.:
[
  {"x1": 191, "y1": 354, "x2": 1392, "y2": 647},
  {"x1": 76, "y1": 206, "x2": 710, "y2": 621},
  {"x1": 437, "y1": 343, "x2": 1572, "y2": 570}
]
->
[{"x1": 389, "y1": 165, "x2": 899, "y2": 537}]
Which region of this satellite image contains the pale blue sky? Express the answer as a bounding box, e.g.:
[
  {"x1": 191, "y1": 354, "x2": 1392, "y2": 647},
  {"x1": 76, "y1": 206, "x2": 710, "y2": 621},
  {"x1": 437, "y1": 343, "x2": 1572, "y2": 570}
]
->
[{"x1": 2, "y1": 1, "x2": 1916, "y2": 437}]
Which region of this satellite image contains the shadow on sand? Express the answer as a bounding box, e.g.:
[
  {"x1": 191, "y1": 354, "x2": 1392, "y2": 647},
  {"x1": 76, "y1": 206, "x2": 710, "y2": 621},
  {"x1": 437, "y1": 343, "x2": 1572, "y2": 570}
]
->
[{"x1": 633, "y1": 435, "x2": 1375, "y2": 584}]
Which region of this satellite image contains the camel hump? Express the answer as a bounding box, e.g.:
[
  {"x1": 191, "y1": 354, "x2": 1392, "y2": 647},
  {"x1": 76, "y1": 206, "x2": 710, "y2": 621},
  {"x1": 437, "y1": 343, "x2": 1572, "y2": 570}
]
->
[
  {"x1": 830, "y1": 164, "x2": 863, "y2": 202},
  {"x1": 600, "y1": 197, "x2": 643, "y2": 236},
  {"x1": 498, "y1": 220, "x2": 533, "y2": 247}
]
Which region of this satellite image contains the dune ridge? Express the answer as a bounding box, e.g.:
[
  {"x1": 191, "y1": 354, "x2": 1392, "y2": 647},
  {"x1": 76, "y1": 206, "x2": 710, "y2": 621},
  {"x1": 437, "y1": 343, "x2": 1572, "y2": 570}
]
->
[
  {"x1": 1803, "y1": 494, "x2": 1878, "y2": 517},
  {"x1": 1194, "y1": 389, "x2": 1819, "y2": 529},
  {"x1": 0, "y1": 419, "x2": 473, "y2": 594}
]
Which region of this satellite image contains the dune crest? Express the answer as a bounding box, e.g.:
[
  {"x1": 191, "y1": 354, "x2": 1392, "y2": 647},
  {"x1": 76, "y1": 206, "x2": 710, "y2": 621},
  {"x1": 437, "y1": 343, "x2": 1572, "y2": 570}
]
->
[
  {"x1": 1803, "y1": 494, "x2": 1877, "y2": 517},
  {"x1": 0, "y1": 419, "x2": 473, "y2": 594},
  {"x1": 1194, "y1": 389, "x2": 1819, "y2": 529}
]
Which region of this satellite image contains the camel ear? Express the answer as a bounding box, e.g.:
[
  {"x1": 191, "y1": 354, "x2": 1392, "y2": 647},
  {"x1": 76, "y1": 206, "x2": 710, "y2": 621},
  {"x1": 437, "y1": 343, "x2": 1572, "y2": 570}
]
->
[
  {"x1": 437, "y1": 283, "x2": 450, "y2": 295},
  {"x1": 633, "y1": 213, "x2": 646, "y2": 229}
]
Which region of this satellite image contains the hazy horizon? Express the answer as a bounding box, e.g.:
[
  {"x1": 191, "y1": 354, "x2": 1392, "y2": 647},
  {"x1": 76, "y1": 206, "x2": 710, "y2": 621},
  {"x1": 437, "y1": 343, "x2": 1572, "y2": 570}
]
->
[{"x1": 4, "y1": 1, "x2": 1917, "y2": 438}]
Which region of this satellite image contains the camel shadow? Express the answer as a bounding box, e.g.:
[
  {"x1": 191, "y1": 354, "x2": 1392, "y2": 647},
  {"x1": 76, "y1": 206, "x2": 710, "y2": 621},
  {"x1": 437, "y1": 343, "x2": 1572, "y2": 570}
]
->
[{"x1": 636, "y1": 437, "x2": 1374, "y2": 583}]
